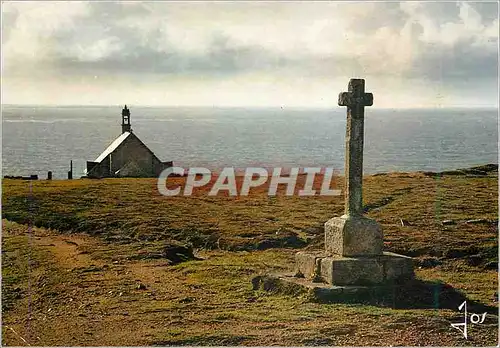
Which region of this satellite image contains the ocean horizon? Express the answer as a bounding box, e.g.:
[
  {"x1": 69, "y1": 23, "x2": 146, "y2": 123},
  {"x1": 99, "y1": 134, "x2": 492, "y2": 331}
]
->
[{"x1": 2, "y1": 105, "x2": 498, "y2": 179}]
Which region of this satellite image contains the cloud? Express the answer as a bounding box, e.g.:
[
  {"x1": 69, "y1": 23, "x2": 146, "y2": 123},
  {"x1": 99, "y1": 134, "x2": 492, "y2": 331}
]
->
[{"x1": 1, "y1": 1, "x2": 498, "y2": 106}]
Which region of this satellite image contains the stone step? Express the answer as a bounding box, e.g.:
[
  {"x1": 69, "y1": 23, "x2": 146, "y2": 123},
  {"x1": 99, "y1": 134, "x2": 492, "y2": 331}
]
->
[
  {"x1": 252, "y1": 274, "x2": 498, "y2": 313},
  {"x1": 295, "y1": 251, "x2": 414, "y2": 286}
]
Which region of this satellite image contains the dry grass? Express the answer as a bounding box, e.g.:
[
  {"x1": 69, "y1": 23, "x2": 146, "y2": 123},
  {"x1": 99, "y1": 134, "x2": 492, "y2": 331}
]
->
[
  {"x1": 3, "y1": 170, "x2": 497, "y2": 259},
  {"x1": 2, "y1": 167, "x2": 498, "y2": 346}
]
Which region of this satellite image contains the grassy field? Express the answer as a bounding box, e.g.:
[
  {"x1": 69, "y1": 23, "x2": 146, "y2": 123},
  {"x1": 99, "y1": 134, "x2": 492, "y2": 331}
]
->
[{"x1": 2, "y1": 165, "x2": 498, "y2": 345}]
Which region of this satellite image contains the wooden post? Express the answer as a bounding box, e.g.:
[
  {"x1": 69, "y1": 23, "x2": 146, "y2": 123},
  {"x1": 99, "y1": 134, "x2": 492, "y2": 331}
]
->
[{"x1": 48, "y1": 171, "x2": 52, "y2": 180}]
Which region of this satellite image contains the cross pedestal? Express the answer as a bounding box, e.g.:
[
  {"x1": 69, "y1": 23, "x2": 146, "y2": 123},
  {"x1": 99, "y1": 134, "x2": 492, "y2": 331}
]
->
[
  {"x1": 254, "y1": 79, "x2": 414, "y2": 301},
  {"x1": 294, "y1": 79, "x2": 413, "y2": 287}
]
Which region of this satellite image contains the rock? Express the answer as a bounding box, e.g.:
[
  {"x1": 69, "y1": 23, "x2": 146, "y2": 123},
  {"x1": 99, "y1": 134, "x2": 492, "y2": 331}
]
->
[
  {"x1": 466, "y1": 255, "x2": 483, "y2": 267},
  {"x1": 466, "y1": 219, "x2": 489, "y2": 224},
  {"x1": 362, "y1": 196, "x2": 395, "y2": 213},
  {"x1": 255, "y1": 231, "x2": 306, "y2": 250},
  {"x1": 400, "y1": 219, "x2": 411, "y2": 227},
  {"x1": 178, "y1": 297, "x2": 194, "y2": 303},
  {"x1": 130, "y1": 243, "x2": 198, "y2": 264},
  {"x1": 251, "y1": 277, "x2": 261, "y2": 290},
  {"x1": 423, "y1": 165, "x2": 498, "y2": 177},
  {"x1": 282, "y1": 233, "x2": 307, "y2": 248},
  {"x1": 162, "y1": 244, "x2": 196, "y2": 264},
  {"x1": 439, "y1": 170, "x2": 464, "y2": 176},
  {"x1": 460, "y1": 167, "x2": 488, "y2": 175},
  {"x1": 303, "y1": 226, "x2": 323, "y2": 236},
  {"x1": 442, "y1": 220, "x2": 456, "y2": 225},
  {"x1": 444, "y1": 248, "x2": 470, "y2": 259},
  {"x1": 12, "y1": 287, "x2": 22, "y2": 299},
  {"x1": 256, "y1": 239, "x2": 279, "y2": 250},
  {"x1": 419, "y1": 257, "x2": 442, "y2": 268},
  {"x1": 471, "y1": 164, "x2": 498, "y2": 173},
  {"x1": 484, "y1": 261, "x2": 497, "y2": 270}
]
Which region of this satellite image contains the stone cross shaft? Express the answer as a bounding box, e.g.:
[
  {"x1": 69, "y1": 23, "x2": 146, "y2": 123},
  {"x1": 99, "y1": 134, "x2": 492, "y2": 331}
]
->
[
  {"x1": 338, "y1": 79, "x2": 373, "y2": 217},
  {"x1": 290, "y1": 76, "x2": 413, "y2": 287}
]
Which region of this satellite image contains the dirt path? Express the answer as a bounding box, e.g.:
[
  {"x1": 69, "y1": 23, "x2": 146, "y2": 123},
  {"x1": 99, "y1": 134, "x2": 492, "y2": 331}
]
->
[
  {"x1": 2, "y1": 225, "x2": 165, "y2": 346},
  {"x1": 37, "y1": 234, "x2": 102, "y2": 269},
  {"x1": 3, "y1": 220, "x2": 498, "y2": 346}
]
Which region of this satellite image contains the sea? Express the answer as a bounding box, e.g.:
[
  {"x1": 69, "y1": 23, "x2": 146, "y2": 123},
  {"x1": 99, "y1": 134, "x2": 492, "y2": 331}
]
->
[{"x1": 1, "y1": 106, "x2": 498, "y2": 179}]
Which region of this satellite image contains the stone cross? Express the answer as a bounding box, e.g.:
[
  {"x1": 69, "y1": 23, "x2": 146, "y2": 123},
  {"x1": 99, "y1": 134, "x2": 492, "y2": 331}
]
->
[
  {"x1": 338, "y1": 79, "x2": 373, "y2": 217},
  {"x1": 290, "y1": 78, "x2": 413, "y2": 288}
]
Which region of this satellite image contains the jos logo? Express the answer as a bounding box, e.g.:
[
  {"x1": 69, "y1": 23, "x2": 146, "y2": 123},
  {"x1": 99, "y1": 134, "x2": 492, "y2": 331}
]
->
[{"x1": 450, "y1": 301, "x2": 487, "y2": 339}]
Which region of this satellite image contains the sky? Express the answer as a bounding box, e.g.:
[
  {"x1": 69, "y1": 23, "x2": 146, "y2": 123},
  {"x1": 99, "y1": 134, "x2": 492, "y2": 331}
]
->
[{"x1": 1, "y1": 1, "x2": 499, "y2": 108}]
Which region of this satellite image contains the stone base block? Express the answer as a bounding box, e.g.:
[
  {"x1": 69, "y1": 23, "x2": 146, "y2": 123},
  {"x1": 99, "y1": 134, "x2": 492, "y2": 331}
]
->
[
  {"x1": 294, "y1": 251, "x2": 326, "y2": 280},
  {"x1": 252, "y1": 274, "x2": 409, "y2": 304},
  {"x1": 325, "y1": 215, "x2": 383, "y2": 256},
  {"x1": 295, "y1": 251, "x2": 414, "y2": 286},
  {"x1": 253, "y1": 274, "x2": 477, "y2": 310}
]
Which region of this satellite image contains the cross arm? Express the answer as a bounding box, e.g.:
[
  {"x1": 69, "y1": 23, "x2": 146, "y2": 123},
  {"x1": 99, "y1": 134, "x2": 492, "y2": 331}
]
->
[{"x1": 338, "y1": 92, "x2": 373, "y2": 107}]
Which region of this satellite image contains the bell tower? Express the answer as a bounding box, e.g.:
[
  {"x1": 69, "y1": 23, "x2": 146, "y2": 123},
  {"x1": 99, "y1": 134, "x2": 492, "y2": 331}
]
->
[{"x1": 121, "y1": 105, "x2": 131, "y2": 133}]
